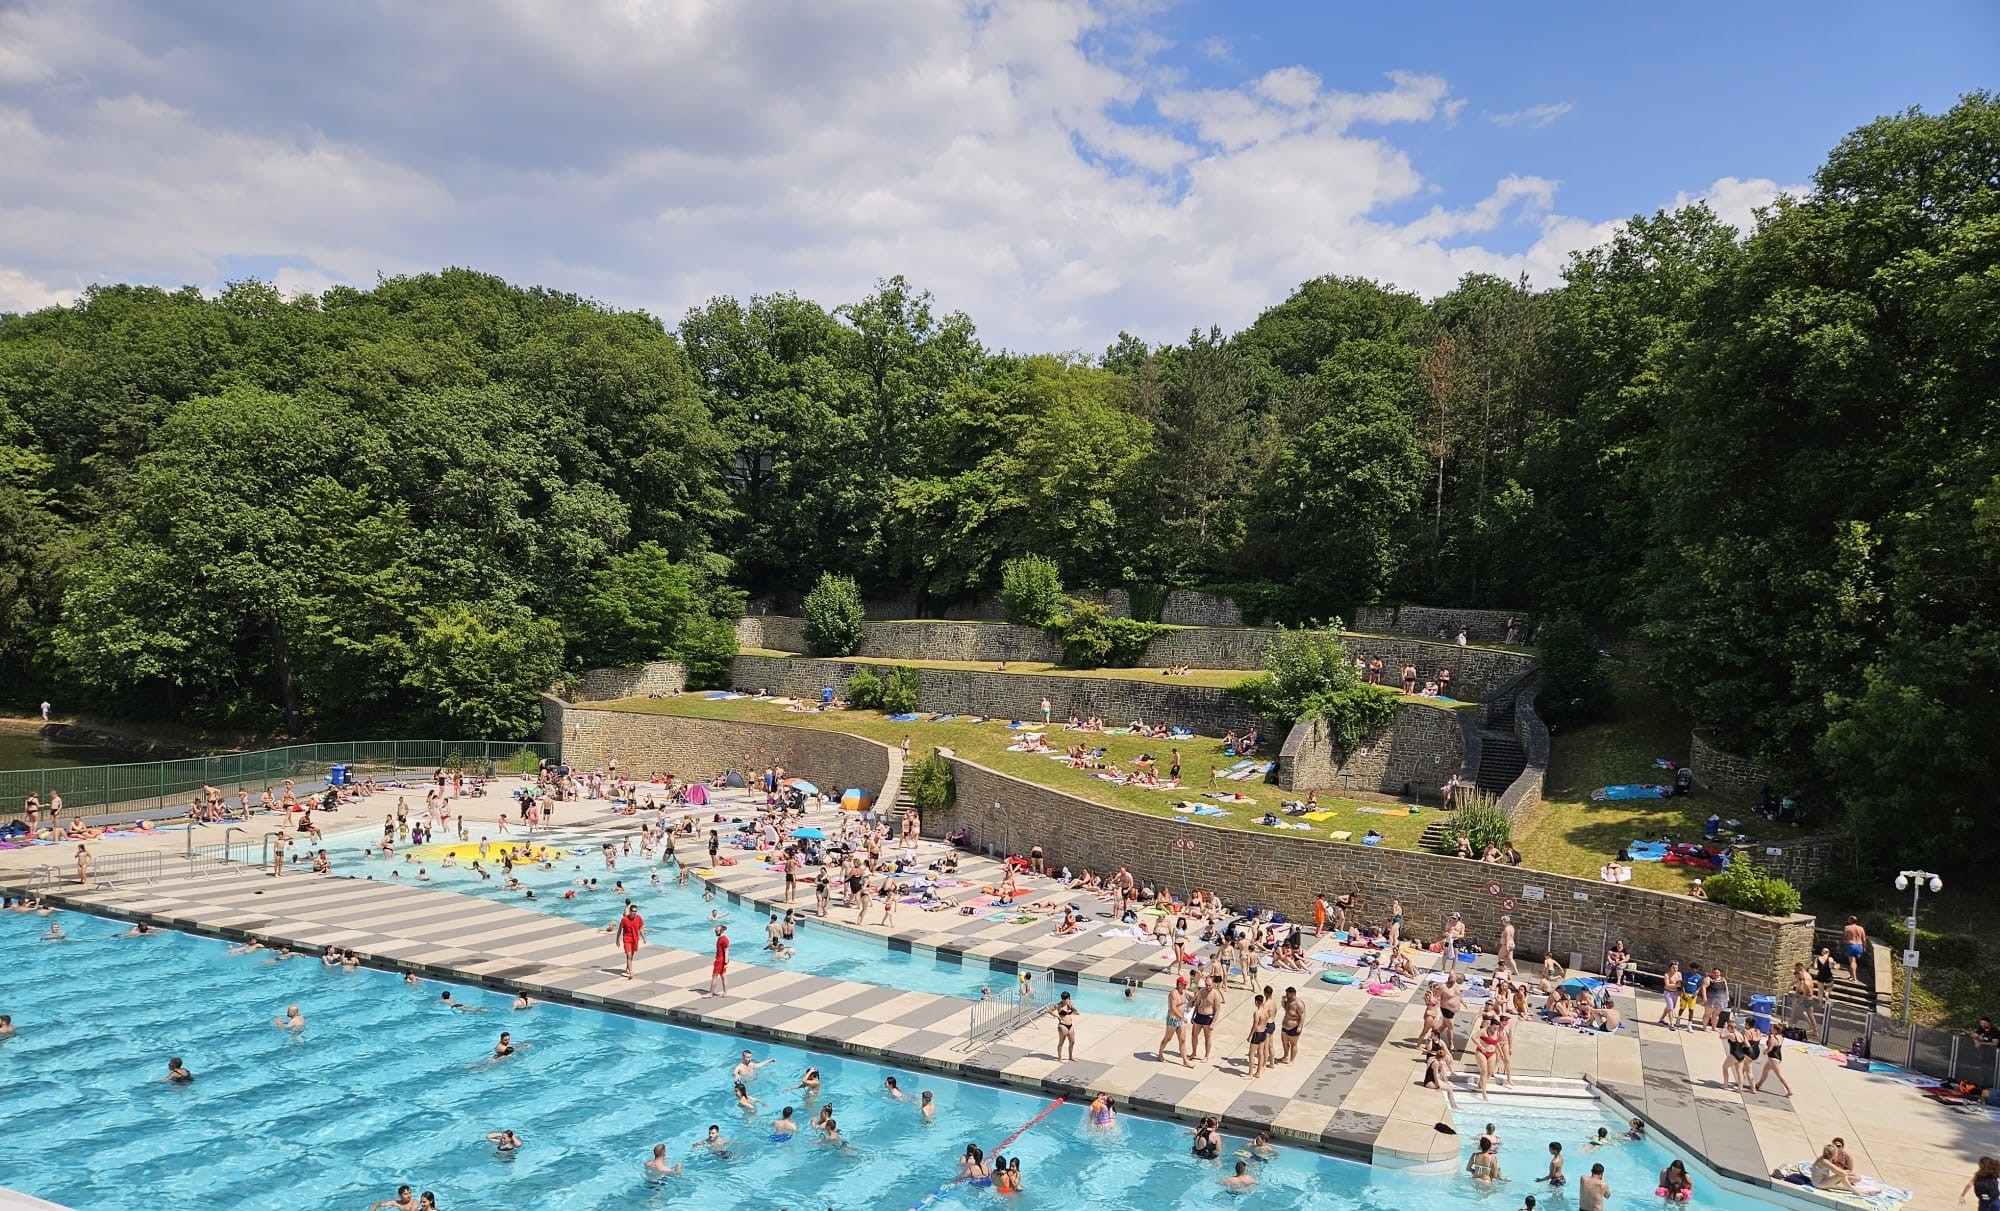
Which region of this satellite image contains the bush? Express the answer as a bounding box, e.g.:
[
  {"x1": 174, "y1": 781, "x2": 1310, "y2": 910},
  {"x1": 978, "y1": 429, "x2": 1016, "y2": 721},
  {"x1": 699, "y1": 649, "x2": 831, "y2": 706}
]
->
[
  {"x1": 1051, "y1": 599, "x2": 1163, "y2": 668},
  {"x1": 1228, "y1": 621, "x2": 1357, "y2": 723},
  {"x1": 1430, "y1": 790, "x2": 1511, "y2": 856},
  {"x1": 1125, "y1": 582, "x2": 1167, "y2": 624},
  {"x1": 908, "y1": 753, "x2": 956, "y2": 812},
  {"x1": 845, "y1": 669, "x2": 883, "y2": 709},
  {"x1": 802, "y1": 572, "x2": 866, "y2": 657},
  {"x1": 1536, "y1": 612, "x2": 1610, "y2": 726},
  {"x1": 1702, "y1": 857, "x2": 1804, "y2": 916},
  {"x1": 880, "y1": 665, "x2": 922, "y2": 715},
  {"x1": 1000, "y1": 555, "x2": 1066, "y2": 627}
]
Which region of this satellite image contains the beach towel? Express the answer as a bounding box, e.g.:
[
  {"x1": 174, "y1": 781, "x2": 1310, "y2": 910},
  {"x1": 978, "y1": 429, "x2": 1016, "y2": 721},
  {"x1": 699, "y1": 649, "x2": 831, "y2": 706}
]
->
[
  {"x1": 1591, "y1": 784, "x2": 1673, "y2": 801},
  {"x1": 1301, "y1": 810, "x2": 1337, "y2": 822},
  {"x1": 1771, "y1": 1163, "x2": 1910, "y2": 1210},
  {"x1": 1626, "y1": 840, "x2": 1669, "y2": 861},
  {"x1": 1360, "y1": 834, "x2": 1381, "y2": 846},
  {"x1": 1328, "y1": 830, "x2": 1353, "y2": 841},
  {"x1": 1007, "y1": 721, "x2": 1034, "y2": 730},
  {"x1": 1190, "y1": 805, "x2": 1229, "y2": 817},
  {"x1": 1203, "y1": 792, "x2": 1255, "y2": 804},
  {"x1": 888, "y1": 712, "x2": 922, "y2": 723}
]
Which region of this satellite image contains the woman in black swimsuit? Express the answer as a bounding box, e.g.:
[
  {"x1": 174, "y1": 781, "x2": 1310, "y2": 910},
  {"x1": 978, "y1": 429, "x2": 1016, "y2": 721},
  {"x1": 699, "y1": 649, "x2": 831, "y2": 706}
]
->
[{"x1": 1191, "y1": 1118, "x2": 1222, "y2": 1160}]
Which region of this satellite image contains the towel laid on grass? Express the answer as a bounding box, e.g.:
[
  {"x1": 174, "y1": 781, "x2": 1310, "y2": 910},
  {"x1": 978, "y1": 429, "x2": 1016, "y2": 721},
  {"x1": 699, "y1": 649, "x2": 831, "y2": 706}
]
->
[{"x1": 1591, "y1": 784, "x2": 1672, "y2": 801}]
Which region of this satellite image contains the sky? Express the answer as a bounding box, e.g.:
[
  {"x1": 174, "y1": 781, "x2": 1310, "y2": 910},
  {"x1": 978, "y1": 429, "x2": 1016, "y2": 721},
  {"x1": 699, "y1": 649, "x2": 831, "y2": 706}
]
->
[{"x1": 0, "y1": 0, "x2": 1992, "y2": 351}]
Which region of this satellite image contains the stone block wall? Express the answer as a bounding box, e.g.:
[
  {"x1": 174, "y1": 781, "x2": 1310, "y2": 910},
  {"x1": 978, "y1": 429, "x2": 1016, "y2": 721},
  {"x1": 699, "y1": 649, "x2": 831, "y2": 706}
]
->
[
  {"x1": 1340, "y1": 637, "x2": 1535, "y2": 701},
  {"x1": 1276, "y1": 703, "x2": 1471, "y2": 797},
  {"x1": 538, "y1": 695, "x2": 892, "y2": 796},
  {"x1": 735, "y1": 615, "x2": 809, "y2": 653},
  {"x1": 576, "y1": 661, "x2": 687, "y2": 701},
  {"x1": 1354, "y1": 605, "x2": 1533, "y2": 645},
  {"x1": 1746, "y1": 836, "x2": 1843, "y2": 889},
  {"x1": 727, "y1": 655, "x2": 1276, "y2": 738},
  {"x1": 860, "y1": 621, "x2": 1063, "y2": 663},
  {"x1": 1495, "y1": 677, "x2": 1551, "y2": 818},
  {"x1": 934, "y1": 755, "x2": 1814, "y2": 989},
  {"x1": 1158, "y1": 590, "x2": 1243, "y2": 627},
  {"x1": 1689, "y1": 730, "x2": 1775, "y2": 805}
]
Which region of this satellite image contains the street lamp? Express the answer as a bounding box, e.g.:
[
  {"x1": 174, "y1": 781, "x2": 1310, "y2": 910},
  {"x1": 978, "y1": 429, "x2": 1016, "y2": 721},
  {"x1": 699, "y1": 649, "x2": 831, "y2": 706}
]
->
[{"x1": 1892, "y1": 870, "x2": 1942, "y2": 1026}]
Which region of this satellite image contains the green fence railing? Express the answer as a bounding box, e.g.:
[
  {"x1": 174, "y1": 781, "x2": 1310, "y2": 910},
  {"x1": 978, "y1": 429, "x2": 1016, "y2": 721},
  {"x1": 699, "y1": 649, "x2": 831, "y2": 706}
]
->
[{"x1": 1, "y1": 739, "x2": 557, "y2": 824}]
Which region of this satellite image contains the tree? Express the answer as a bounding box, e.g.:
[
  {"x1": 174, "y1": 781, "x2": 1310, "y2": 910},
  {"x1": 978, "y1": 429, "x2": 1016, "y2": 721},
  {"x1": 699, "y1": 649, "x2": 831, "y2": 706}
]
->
[
  {"x1": 801, "y1": 572, "x2": 866, "y2": 657},
  {"x1": 999, "y1": 554, "x2": 1065, "y2": 627},
  {"x1": 567, "y1": 541, "x2": 744, "y2": 686},
  {"x1": 1534, "y1": 614, "x2": 1610, "y2": 727},
  {"x1": 405, "y1": 602, "x2": 565, "y2": 740}
]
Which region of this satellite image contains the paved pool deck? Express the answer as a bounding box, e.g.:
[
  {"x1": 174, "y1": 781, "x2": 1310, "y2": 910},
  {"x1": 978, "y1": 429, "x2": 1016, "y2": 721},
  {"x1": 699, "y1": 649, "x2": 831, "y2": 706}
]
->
[{"x1": 2, "y1": 782, "x2": 1991, "y2": 1208}]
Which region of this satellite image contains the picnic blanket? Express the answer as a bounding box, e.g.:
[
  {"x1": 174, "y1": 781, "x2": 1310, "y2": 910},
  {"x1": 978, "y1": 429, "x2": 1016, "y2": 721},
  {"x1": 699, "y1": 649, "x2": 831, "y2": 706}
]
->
[
  {"x1": 887, "y1": 712, "x2": 922, "y2": 722},
  {"x1": 1771, "y1": 1163, "x2": 1910, "y2": 1210},
  {"x1": 1300, "y1": 810, "x2": 1337, "y2": 821},
  {"x1": 1329, "y1": 830, "x2": 1353, "y2": 841},
  {"x1": 1626, "y1": 840, "x2": 1670, "y2": 861},
  {"x1": 1591, "y1": 784, "x2": 1673, "y2": 801}
]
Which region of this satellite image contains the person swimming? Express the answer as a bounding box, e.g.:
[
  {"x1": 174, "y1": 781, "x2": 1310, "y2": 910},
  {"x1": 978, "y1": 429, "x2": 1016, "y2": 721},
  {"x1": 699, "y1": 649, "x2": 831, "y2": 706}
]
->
[
  {"x1": 273, "y1": 1004, "x2": 306, "y2": 1030},
  {"x1": 486, "y1": 1129, "x2": 523, "y2": 1153},
  {"x1": 644, "y1": 1142, "x2": 682, "y2": 1178},
  {"x1": 697, "y1": 1124, "x2": 732, "y2": 1159},
  {"x1": 1088, "y1": 1093, "x2": 1116, "y2": 1128}
]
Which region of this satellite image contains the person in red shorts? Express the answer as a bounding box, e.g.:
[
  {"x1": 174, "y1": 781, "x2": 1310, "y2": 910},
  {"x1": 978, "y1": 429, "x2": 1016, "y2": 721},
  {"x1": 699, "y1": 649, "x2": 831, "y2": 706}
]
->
[
  {"x1": 609, "y1": 902, "x2": 644, "y2": 979},
  {"x1": 708, "y1": 922, "x2": 730, "y2": 997}
]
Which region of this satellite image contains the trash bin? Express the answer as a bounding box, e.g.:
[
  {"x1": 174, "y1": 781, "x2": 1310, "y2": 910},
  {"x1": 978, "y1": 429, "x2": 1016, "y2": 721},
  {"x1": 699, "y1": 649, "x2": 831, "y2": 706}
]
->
[
  {"x1": 1749, "y1": 994, "x2": 1776, "y2": 1033},
  {"x1": 329, "y1": 764, "x2": 347, "y2": 787}
]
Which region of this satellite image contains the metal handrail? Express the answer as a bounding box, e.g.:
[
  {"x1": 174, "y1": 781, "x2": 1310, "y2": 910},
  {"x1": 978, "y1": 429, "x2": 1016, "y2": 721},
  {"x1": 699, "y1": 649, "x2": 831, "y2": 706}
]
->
[{"x1": 959, "y1": 971, "x2": 1054, "y2": 1050}]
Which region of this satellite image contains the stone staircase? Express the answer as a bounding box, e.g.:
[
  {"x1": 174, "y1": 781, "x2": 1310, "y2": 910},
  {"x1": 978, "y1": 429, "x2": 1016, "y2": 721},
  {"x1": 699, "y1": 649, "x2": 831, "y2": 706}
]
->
[
  {"x1": 1814, "y1": 928, "x2": 1881, "y2": 1013},
  {"x1": 1418, "y1": 820, "x2": 1450, "y2": 850}
]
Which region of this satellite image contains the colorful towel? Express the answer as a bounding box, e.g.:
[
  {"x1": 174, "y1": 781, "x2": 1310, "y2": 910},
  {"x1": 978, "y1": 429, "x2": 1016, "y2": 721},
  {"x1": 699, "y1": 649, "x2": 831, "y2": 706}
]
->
[
  {"x1": 888, "y1": 712, "x2": 922, "y2": 722},
  {"x1": 1591, "y1": 784, "x2": 1672, "y2": 801},
  {"x1": 1771, "y1": 1163, "x2": 1910, "y2": 1210},
  {"x1": 1301, "y1": 810, "x2": 1337, "y2": 821}
]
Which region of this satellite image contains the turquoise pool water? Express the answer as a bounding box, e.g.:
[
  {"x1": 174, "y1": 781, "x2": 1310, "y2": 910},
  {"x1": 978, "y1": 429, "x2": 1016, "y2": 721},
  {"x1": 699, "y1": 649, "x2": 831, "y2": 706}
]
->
[
  {"x1": 328, "y1": 817, "x2": 1158, "y2": 1019},
  {"x1": 0, "y1": 909, "x2": 1785, "y2": 1211}
]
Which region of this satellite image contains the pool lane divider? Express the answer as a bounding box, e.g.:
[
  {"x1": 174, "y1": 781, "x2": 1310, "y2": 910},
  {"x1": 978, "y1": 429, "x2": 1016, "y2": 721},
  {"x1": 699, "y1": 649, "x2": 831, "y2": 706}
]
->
[{"x1": 908, "y1": 1096, "x2": 1065, "y2": 1211}]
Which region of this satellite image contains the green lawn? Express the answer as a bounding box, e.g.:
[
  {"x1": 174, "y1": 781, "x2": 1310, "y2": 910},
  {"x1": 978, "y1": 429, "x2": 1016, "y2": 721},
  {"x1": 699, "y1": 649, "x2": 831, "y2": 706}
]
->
[
  {"x1": 732, "y1": 649, "x2": 1475, "y2": 708},
  {"x1": 596, "y1": 695, "x2": 1438, "y2": 850},
  {"x1": 1512, "y1": 659, "x2": 1776, "y2": 894}
]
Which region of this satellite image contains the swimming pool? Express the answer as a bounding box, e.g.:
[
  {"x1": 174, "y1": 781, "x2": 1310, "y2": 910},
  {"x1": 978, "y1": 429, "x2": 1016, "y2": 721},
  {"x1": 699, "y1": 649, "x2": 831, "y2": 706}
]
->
[
  {"x1": 0, "y1": 909, "x2": 1789, "y2": 1211},
  {"x1": 327, "y1": 817, "x2": 1158, "y2": 1019}
]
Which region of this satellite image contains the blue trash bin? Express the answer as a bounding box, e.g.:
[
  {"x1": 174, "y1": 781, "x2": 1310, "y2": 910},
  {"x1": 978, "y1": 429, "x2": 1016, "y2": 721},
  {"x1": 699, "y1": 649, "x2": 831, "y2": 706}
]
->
[
  {"x1": 329, "y1": 764, "x2": 347, "y2": 787},
  {"x1": 1749, "y1": 994, "x2": 1776, "y2": 1033}
]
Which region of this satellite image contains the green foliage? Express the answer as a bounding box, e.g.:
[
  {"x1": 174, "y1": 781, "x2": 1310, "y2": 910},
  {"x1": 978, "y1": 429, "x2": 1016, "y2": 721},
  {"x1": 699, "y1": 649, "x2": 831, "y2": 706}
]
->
[
  {"x1": 1124, "y1": 582, "x2": 1167, "y2": 624},
  {"x1": 1702, "y1": 857, "x2": 1804, "y2": 917},
  {"x1": 1050, "y1": 599, "x2": 1163, "y2": 668},
  {"x1": 1859, "y1": 916, "x2": 1981, "y2": 969},
  {"x1": 908, "y1": 753, "x2": 956, "y2": 812},
  {"x1": 999, "y1": 554, "x2": 1066, "y2": 627},
  {"x1": 567, "y1": 541, "x2": 743, "y2": 687},
  {"x1": 880, "y1": 665, "x2": 922, "y2": 715},
  {"x1": 844, "y1": 669, "x2": 885, "y2": 710},
  {"x1": 1534, "y1": 613, "x2": 1610, "y2": 726},
  {"x1": 1429, "y1": 791, "x2": 1511, "y2": 856},
  {"x1": 1232, "y1": 622, "x2": 1398, "y2": 757},
  {"x1": 801, "y1": 572, "x2": 866, "y2": 657},
  {"x1": 403, "y1": 602, "x2": 565, "y2": 741}
]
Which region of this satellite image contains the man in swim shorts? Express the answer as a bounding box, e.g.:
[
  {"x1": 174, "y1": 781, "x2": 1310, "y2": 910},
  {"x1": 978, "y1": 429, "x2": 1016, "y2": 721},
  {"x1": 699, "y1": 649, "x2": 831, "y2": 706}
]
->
[
  {"x1": 1841, "y1": 916, "x2": 1867, "y2": 980},
  {"x1": 1191, "y1": 975, "x2": 1224, "y2": 1062},
  {"x1": 1157, "y1": 976, "x2": 1193, "y2": 1066},
  {"x1": 1279, "y1": 987, "x2": 1304, "y2": 1064}
]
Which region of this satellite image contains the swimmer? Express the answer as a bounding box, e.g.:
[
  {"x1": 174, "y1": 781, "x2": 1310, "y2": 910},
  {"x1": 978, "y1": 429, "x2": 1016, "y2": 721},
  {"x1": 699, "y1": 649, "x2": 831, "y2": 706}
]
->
[
  {"x1": 959, "y1": 1143, "x2": 989, "y2": 1180},
  {"x1": 367, "y1": 1185, "x2": 418, "y2": 1211},
  {"x1": 403, "y1": 972, "x2": 420, "y2": 987},
  {"x1": 1584, "y1": 1126, "x2": 1613, "y2": 1149},
  {"x1": 1623, "y1": 1117, "x2": 1645, "y2": 1142},
  {"x1": 274, "y1": 1004, "x2": 306, "y2": 1030},
  {"x1": 1538, "y1": 1141, "x2": 1566, "y2": 1187},
  {"x1": 440, "y1": 991, "x2": 485, "y2": 1012},
  {"x1": 121, "y1": 922, "x2": 153, "y2": 937},
  {"x1": 1088, "y1": 1092, "x2": 1116, "y2": 1128},
  {"x1": 1221, "y1": 1160, "x2": 1257, "y2": 1191},
  {"x1": 41, "y1": 922, "x2": 65, "y2": 941},
  {"x1": 164, "y1": 1056, "x2": 195, "y2": 1083},
  {"x1": 0, "y1": 1015, "x2": 13, "y2": 1038},
  {"x1": 818, "y1": 1116, "x2": 845, "y2": 1147},
  {"x1": 486, "y1": 1129, "x2": 523, "y2": 1153},
  {"x1": 731, "y1": 1049, "x2": 777, "y2": 1083},
  {"x1": 771, "y1": 1106, "x2": 799, "y2": 1137},
  {"x1": 697, "y1": 1124, "x2": 733, "y2": 1158},
  {"x1": 493, "y1": 1031, "x2": 515, "y2": 1058},
  {"x1": 1237, "y1": 1132, "x2": 1278, "y2": 1162},
  {"x1": 644, "y1": 1142, "x2": 682, "y2": 1177},
  {"x1": 793, "y1": 1067, "x2": 822, "y2": 1099},
  {"x1": 920, "y1": 1090, "x2": 936, "y2": 1122},
  {"x1": 734, "y1": 1082, "x2": 760, "y2": 1113},
  {"x1": 512, "y1": 993, "x2": 534, "y2": 1011},
  {"x1": 883, "y1": 1075, "x2": 909, "y2": 1102}
]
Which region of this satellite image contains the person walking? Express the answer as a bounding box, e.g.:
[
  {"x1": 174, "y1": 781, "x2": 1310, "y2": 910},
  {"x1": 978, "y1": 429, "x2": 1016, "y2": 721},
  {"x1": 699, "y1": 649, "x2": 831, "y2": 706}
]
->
[
  {"x1": 1040, "y1": 697, "x2": 1051, "y2": 725},
  {"x1": 607, "y1": 902, "x2": 645, "y2": 979},
  {"x1": 39, "y1": 699, "x2": 51, "y2": 722},
  {"x1": 1158, "y1": 976, "x2": 1194, "y2": 1067},
  {"x1": 707, "y1": 923, "x2": 730, "y2": 997}
]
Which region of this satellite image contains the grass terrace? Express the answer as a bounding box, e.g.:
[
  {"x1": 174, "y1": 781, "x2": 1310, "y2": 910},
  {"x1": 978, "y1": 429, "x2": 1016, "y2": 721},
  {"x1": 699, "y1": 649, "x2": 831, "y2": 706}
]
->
[{"x1": 596, "y1": 694, "x2": 1440, "y2": 850}]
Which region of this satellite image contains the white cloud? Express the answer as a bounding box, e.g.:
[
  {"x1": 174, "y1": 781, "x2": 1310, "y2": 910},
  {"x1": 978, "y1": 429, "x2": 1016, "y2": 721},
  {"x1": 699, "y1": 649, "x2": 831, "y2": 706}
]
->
[
  {"x1": 1673, "y1": 175, "x2": 1808, "y2": 235},
  {"x1": 0, "y1": 0, "x2": 1790, "y2": 345},
  {"x1": 1486, "y1": 102, "x2": 1573, "y2": 129}
]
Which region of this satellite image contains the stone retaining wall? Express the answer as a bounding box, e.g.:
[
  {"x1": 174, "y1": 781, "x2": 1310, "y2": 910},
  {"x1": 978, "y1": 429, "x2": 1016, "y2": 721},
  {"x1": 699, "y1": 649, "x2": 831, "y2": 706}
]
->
[
  {"x1": 1353, "y1": 605, "x2": 1532, "y2": 645},
  {"x1": 576, "y1": 661, "x2": 687, "y2": 701},
  {"x1": 1495, "y1": 676, "x2": 1550, "y2": 818},
  {"x1": 1744, "y1": 836, "x2": 1843, "y2": 889},
  {"x1": 538, "y1": 695, "x2": 892, "y2": 797},
  {"x1": 1689, "y1": 730, "x2": 1775, "y2": 805},
  {"x1": 1276, "y1": 704, "x2": 1471, "y2": 798},
  {"x1": 934, "y1": 756, "x2": 1813, "y2": 988},
  {"x1": 1341, "y1": 636, "x2": 1535, "y2": 701},
  {"x1": 1141, "y1": 627, "x2": 1273, "y2": 670},
  {"x1": 1158, "y1": 590, "x2": 1243, "y2": 627},
  {"x1": 727, "y1": 655, "x2": 1275, "y2": 738}
]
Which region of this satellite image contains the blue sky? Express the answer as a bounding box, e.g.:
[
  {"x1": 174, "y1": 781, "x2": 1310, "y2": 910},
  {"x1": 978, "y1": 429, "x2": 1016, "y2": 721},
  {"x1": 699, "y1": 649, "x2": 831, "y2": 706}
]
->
[{"x1": 0, "y1": 0, "x2": 1992, "y2": 348}]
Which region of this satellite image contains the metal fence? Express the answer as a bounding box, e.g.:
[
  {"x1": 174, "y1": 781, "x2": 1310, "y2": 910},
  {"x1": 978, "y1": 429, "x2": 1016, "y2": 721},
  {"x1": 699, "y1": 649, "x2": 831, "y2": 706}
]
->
[
  {"x1": 960, "y1": 972, "x2": 1054, "y2": 1050},
  {"x1": 1, "y1": 740, "x2": 557, "y2": 825}
]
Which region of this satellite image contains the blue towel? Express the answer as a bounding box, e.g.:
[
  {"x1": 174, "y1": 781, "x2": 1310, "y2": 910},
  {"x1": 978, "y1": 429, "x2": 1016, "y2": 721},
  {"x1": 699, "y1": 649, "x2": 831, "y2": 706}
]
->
[
  {"x1": 1192, "y1": 805, "x2": 1229, "y2": 817},
  {"x1": 1626, "y1": 840, "x2": 1669, "y2": 861},
  {"x1": 1592, "y1": 784, "x2": 1672, "y2": 801},
  {"x1": 888, "y1": 712, "x2": 921, "y2": 723}
]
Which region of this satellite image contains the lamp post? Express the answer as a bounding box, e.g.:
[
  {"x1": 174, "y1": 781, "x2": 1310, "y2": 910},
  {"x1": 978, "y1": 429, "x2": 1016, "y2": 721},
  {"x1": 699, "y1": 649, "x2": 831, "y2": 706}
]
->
[{"x1": 1893, "y1": 869, "x2": 1942, "y2": 1027}]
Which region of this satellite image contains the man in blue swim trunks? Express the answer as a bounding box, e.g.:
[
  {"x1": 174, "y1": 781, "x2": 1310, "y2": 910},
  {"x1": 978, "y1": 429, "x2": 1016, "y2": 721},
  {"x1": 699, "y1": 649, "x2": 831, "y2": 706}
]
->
[{"x1": 1841, "y1": 917, "x2": 1867, "y2": 981}]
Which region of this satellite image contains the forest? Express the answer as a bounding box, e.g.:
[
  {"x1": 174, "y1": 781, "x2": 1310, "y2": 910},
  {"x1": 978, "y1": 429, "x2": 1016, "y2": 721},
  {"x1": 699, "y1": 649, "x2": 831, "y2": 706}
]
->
[{"x1": 0, "y1": 95, "x2": 1992, "y2": 866}]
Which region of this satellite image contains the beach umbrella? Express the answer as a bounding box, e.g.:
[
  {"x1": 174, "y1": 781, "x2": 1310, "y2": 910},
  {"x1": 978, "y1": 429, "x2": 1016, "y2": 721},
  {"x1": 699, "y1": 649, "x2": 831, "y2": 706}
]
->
[
  {"x1": 840, "y1": 788, "x2": 871, "y2": 811},
  {"x1": 788, "y1": 779, "x2": 820, "y2": 796},
  {"x1": 1560, "y1": 976, "x2": 1607, "y2": 996},
  {"x1": 791, "y1": 826, "x2": 825, "y2": 840}
]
